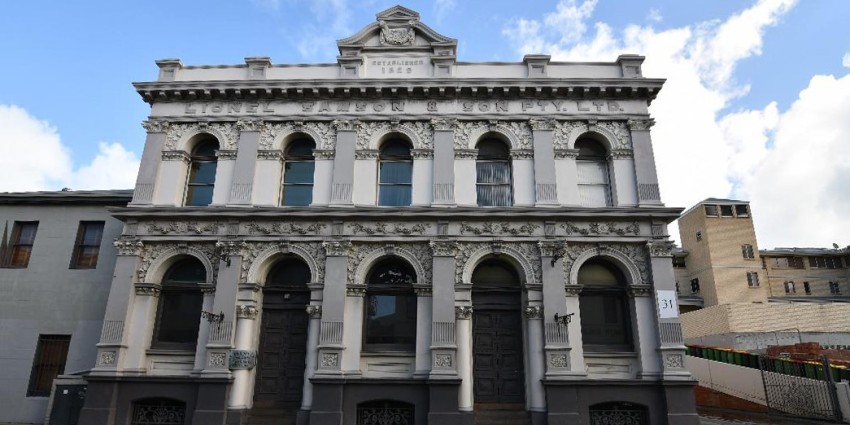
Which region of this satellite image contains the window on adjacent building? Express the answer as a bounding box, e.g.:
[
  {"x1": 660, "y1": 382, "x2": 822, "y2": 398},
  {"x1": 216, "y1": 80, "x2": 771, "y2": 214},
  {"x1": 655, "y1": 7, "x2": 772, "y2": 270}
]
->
[
  {"x1": 152, "y1": 257, "x2": 206, "y2": 350},
  {"x1": 690, "y1": 278, "x2": 700, "y2": 294},
  {"x1": 184, "y1": 138, "x2": 219, "y2": 206},
  {"x1": 696, "y1": 231, "x2": 703, "y2": 242},
  {"x1": 27, "y1": 335, "x2": 71, "y2": 397},
  {"x1": 3, "y1": 221, "x2": 39, "y2": 268},
  {"x1": 770, "y1": 256, "x2": 804, "y2": 269},
  {"x1": 476, "y1": 138, "x2": 512, "y2": 206},
  {"x1": 69, "y1": 221, "x2": 105, "y2": 269},
  {"x1": 578, "y1": 259, "x2": 633, "y2": 352},
  {"x1": 282, "y1": 138, "x2": 316, "y2": 207},
  {"x1": 810, "y1": 256, "x2": 840, "y2": 269},
  {"x1": 363, "y1": 258, "x2": 417, "y2": 351},
  {"x1": 704, "y1": 204, "x2": 719, "y2": 216},
  {"x1": 735, "y1": 204, "x2": 750, "y2": 217},
  {"x1": 672, "y1": 256, "x2": 687, "y2": 268},
  {"x1": 784, "y1": 281, "x2": 795, "y2": 294},
  {"x1": 747, "y1": 272, "x2": 760, "y2": 288},
  {"x1": 720, "y1": 205, "x2": 734, "y2": 217},
  {"x1": 575, "y1": 138, "x2": 612, "y2": 207},
  {"x1": 830, "y1": 281, "x2": 841, "y2": 295},
  {"x1": 741, "y1": 244, "x2": 755, "y2": 260},
  {"x1": 804, "y1": 281, "x2": 811, "y2": 295},
  {"x1": 377, "y1": 139, "x2": 413, "y2": 207}
]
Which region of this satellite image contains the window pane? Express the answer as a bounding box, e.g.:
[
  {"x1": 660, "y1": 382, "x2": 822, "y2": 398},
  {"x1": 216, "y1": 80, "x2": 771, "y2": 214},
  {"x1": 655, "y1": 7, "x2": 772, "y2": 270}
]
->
[
  {"x1": 10, "y1": 246, "x2": 33, "y2": 267},
  {"x1": 735, "y1": 204, "x2": 749, "y2": 216},
  {"x1": 379, "y1": 161, "x2": 412, "y2": 184},
  {"x1": 378, "y1": 185, "x2": 412, "y2": 206},
  {"x1": 186, "y1": 185, "x2": 214, "y2": 206},
  {"x1": 17, "y1": 223, "x2": 38, "y2": 244},
  {"x1": 282, "y1": 185, "x2": 313, "y2": 207},
  {"x1": 720, "y1": 205, "x2": 734, "y2": 217},
  {"x1": 476, "y1": 162, "x2": 511, "y2": 184},
  {"x1": 76, "y1": 246, "x2": 99, "y2": 268},
  {"x1": 476, "y1": 184, "x2": 511, "y2": 206},
  {"x1": 364, "y1": 294, "x2": 416, "y2": 347},
  {"x1": 27, "y1": 335, "x2": 71, "y2": 397},
  {"x1": 164, "y1": 259, "x2": 206, "y2": 283},
  {"x1": 190, "y1": 161, "x2": 217, "y2": 184},
  {"x1": 704, "y1": 205, "x2": 719, "y2": 216},
  {"x1": 81, "y1": 223, "x2": 104, "y2": 245},
  {"x1": 284, "y1": 161, "x2": 315, "y2": 184},
  {"x1": 157, "y1": 291, "x2": 203, "y2": 345},
  {"x1": 579, "y1": 294, "x2": 630, "y2": 347}
]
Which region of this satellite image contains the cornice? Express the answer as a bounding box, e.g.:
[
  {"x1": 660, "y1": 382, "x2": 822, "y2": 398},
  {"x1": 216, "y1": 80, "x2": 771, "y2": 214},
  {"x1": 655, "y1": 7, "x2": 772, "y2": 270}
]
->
[{"x1": 134, "y1": 78, "x2": 665, "y2": 104}]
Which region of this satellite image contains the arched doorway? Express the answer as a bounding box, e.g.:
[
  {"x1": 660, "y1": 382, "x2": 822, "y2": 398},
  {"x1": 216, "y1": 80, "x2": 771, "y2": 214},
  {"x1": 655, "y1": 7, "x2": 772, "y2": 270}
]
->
[
  {"x1": 471, "y1": 259, "x2": 525, "y2": 406},
  {"x1": 253, "y1": 257, "x2": 311, "y2": 410}
]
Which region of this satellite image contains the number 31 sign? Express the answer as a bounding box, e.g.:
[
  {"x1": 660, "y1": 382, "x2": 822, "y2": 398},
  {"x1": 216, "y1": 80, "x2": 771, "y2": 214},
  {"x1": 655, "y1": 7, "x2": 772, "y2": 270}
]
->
[{"x1": 656, "y1": 290, "x2": 679, "y2": 319}]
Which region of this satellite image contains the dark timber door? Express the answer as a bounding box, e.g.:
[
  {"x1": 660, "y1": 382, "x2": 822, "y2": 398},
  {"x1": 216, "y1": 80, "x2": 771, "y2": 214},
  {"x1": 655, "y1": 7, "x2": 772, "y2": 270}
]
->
[{"x1": 254, "y1": 287, "x2": 310, "y2": 408}]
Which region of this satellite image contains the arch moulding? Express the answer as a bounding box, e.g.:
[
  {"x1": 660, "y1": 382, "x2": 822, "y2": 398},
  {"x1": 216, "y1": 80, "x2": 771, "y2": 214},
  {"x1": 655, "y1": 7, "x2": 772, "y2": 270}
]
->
[
  {"x1": 460, "y1": 244, "x2": 536, "y2": 286},
  {"x1": 144, "y1": 247, "x2": 216, "y2": 285},
  {"x1": 354, "y1": 246, "x2": 428, "y2": 286},
  {"x1": 246, "y1": 244, "x2": 321, "y2": 285},
  {"x1": 566, "y1": 246, "x2": 643, "y2": 287}
]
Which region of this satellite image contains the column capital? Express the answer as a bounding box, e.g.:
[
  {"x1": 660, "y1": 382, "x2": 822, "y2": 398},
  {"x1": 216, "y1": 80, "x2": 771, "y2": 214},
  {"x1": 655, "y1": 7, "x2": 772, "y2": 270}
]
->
[
  {"x1": 134, "y1": 283, "x2": 161, "y2": 297},
  {"x1": 538, "y1": 240, "x2": 566, "y2": 258},
  {"x1": 141, "y1": 119, "x2": 170, "y2": 133},
  {"x1": 306, "y1": 305, "x2": 322, "y2": 318},
  {"x1": 332, "y1": 119, "x2": 358, "y2": 131},
  {"x1": 510, "y1": 149, "x2": 534, "y2": 160},
  {"x1": 236, "y1": 304, "x2": 260, "y2": 319},
  {"x1": 646, "y1": 240, "x2": 675, "y2": 257},
  {"x1": 524, "y1": 305, "x2": 544, "y2": 319},
  {"x1": 564, "y1": 285, "x2": 583, "y2": 297},
  {"x1": 355, "y1": 149, "x2": 379, "y2": 160},
  {"x1": 114, "y1": 237, "x2": 144, "y2": 256},
  {"x1": 627, "y1": 118, "x2": 655, "y2": 131},
  {"x1": 236, "y1": 119, "x2": 263, "y2": 132},
  {"x1": 528, "y1": 118, "x2": 555, "y2": 131},
  {"x1": 323, "y1": 240, "x2": 352, "y2": 257},
  {"x1": 554, "y1": 149, "x2": 580, "y2": 159},
  {"x1": 627, "y1": 284, "x2": 653, "y2": 298},
  {"x1": 413, "y1": 285, "x2": 433, "y2": 297},
  {"x1": 430, "y1": 240, "x2": 458, "y2": 257},
  {"x1": 431, "y1": 118, "x2": 457, "y2": 131},
  {"x1": 411, "y1": 149, "x2": 434, "y2": 159},
  {"x1": 455, "y1": 305, "x2": 473, "y2": 320},
  {"x1": 346, "y1": 285, "x2": 367, "y2": 297}
]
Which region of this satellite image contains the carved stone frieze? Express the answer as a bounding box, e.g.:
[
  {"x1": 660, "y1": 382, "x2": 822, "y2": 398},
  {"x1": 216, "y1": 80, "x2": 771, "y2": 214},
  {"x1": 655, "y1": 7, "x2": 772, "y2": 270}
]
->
[
  {"x1": 244, "y1": 222, "x2": 327, "y2": 236},
  {"x1": 414, "y1": 286, "x2": 432, "y2": 297},
  {"x1": 592, "y1": 121, "x2": 632, "y2": 149},
  {"x1": 455, "y1": 306, "x2": 473, "y2": 319},
  {"x1": 161, "y1": 151, "x2": 190, "y2": 162},
  {"x1": 236, "y1": 305, "x2": 259, "y2": 319},
  {"x1": 134, "y1": 284, "x2": 161, "y2": 297},
  {"x1": 142, "y1": 120, "x2": 170, "y2": 133},
  {"x1": 411, "y1": 149, "x2": 434, "y2": 159},
  {"x1": 379, "y1": 19, "x2": 415, "y2": 46},
  {"x1": 216, "y1": 150, "x2": 238, "y2": 160},
  {"x1": 238, "y1": 241, "x2": 326, "y2": 284},
  {"x1": 459, "y1": 222, "x2": 540, "y2": 237},
  {"x1": 628, "y1": 285, "x2": 653, "y2": 298},
  {"x1": 323, "y1": 240, "x2": 352, "y2": 257},
  {"x1": 306, "y1": 305, "x2": 322, "y2": 318},
  {"x1": 356, "y1": 121, "x2": 389, "y2": 150},
  {"x1": 454, "y1": 149, "x2": 477, "y2": 159},
  {"x1": 564, "y1": 285, "x2": 583, "y2": 297},
  {"x1": 529, "y1": 118, "x2": 555, "y2": 131},
  {"x1": 147, "y1": 221, "x2": 223, "y2": 235},
  {"x1": 431, "y1": 118, "x2": 456, "y2": 131},
  {"x1": 430, "y1": 240, "x2": 457, "y2": 257},
  {"x1": 236, "y1": 119, "x2": 262, "y2": 132},
  {"x1": 405, "y1": 121, "x2": 434, "y2": 149},
  {"x1": 453, "y1": 121, "x2": 486, "y2": 149},
  {"x1": 313, "y1": 149, "x2": 336, "y2": 160},
  {"x1": 347, "y1": 285, "x2": 367, "y2": 297},
  {"x1": 348, "y1": 222, "x2": 430, "y2": 236},
  {"x1": 345, "y1": 242, "x2": 432, "y2": 285},
  {"x1": 257, "y1": 150, "x2": 282, "y2": 160},
  {"x1": 453, "y1": 241, "x2": 542, "y2": 285},
  {"x1": 538, "y1": 241, "x2": 566, "y2": 258},
  {"x1": 561, "y1": 221, "x2": 640, "y2": 237},
  {"x1": 333, "y1": 119, "x2": 357, "y2": 132},
  {"x1": 258, "y1": 121, "x2": 336, "y2": 151},
  {"x1": 114, "y1": 238, "x2": 143, "y2": 256},
  {"x1": 554, "y1": 149, "x2": 580, "y2": 159},
  {"x1": 165, "y1": 122, "x2": 240, "y2": 151},
  {"x1": 503, "y1": 121, "x2": 533, "y2": 149},
  {"x1": 627, "y1": 118, "x2": 655, "y2": 131},
  {"x1": 510, "y1": 149, "x2": 534, "y2": 160},
  {"x1": 609, "y1": 149, "x2": 634, "y2": 159},
  {"x1": 553, "y1": 121, "x2": 585, "y2": 150},
  {"x1": 524, "y1": 305, "x2": 543, "y2": 319}
]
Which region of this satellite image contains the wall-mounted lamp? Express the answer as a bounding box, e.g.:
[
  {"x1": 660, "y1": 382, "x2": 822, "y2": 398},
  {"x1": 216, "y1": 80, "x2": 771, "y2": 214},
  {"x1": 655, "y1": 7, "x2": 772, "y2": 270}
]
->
[{"x1": 201, "y1": 310, "x2": 225, "y2": 324}]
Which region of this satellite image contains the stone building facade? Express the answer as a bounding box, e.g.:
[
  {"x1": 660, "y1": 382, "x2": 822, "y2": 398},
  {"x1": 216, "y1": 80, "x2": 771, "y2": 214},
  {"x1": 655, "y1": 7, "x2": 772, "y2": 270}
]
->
[{"x1": 79, "y1": 6, "x2": 698, "y2": 425}]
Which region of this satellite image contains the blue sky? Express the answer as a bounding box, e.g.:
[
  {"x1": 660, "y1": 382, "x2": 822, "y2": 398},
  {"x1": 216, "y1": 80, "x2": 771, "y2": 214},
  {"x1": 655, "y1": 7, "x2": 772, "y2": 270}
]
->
[{"x1": 1, "y1": 0, "x2": 849, "y2": 248}]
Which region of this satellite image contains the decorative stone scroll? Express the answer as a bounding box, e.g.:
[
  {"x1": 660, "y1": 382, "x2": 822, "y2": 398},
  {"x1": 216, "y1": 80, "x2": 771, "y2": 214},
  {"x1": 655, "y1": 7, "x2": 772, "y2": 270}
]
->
[
  {"x1": 306, "y1": 305, "x2": 322, "y2": 319},
  {"x1": 236, "y1": 305, "x2": 259, "y2": 319},
  {"x1": 114, "y1": 238, "x2": 143, "y2": 256},
  {"x1": 455, "y1": 306, "x2": 473, "y2": 320},
  {"x1": 229, "y1": 350, "x2": 257, "y2": 370},
  {"x1": 434, "y1": 354, "x2": 453, "y2": 368},
  {"x1": 146, "y1": 221, "x2": 223, "y2": 235},
  {"x1": 561, "y1": 221, "x2": 640, "y2": 237},
  {"x1": 524, "y1": 305, "x2": 543, "y2": 319},
  {"x1": 459, "y1": 222, "x2": 540, "y2": 236},
  {"x1": 627, "y1": 118, "x2": 655, "y2": 131},
  {"x1": 348, "y1": 222, "x2": 430, "y2": 236},
  {"x1": 379, "y1": 19, "x2": 416, "y2": 46}
]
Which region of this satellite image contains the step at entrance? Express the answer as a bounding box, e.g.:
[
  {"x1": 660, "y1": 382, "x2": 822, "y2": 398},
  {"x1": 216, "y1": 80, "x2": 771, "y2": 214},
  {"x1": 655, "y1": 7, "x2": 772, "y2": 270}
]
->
[
  {"x1": 244, "y1": 408, "x2": 298, "y2": 425},
  {"x1": 474, "y1": 404, "x2": 531, "y2": 425}
]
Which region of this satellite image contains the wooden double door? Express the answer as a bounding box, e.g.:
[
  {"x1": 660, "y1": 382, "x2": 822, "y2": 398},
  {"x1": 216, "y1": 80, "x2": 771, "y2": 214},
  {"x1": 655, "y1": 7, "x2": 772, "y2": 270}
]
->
[
  {"x1": 253, "y1": 288, "x2": 310, "y2": 408},
  {"x1": 472, "y1": 290, "x2": 526, "y2": 405}
]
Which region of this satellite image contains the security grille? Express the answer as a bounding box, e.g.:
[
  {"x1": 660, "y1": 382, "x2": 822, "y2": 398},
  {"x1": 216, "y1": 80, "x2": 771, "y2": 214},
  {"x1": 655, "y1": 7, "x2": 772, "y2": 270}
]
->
[
  {"x1": 131, "y1": 399, "x2": 186, "y2": 425},
  {"x1": 357, "y1": 401, "x2": 414, "y2": 425}
]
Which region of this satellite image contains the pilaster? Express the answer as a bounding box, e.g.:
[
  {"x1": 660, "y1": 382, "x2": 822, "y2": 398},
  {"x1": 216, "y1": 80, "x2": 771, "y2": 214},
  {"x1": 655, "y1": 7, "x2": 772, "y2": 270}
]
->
[
  {"x1": 431, "y1": 119, "x2": 456, "y2": 206},
  {"x1": 228, "y1": 120, "x2": 261, "y2": 205},
  {"x1": 411, "y1": 149, "x2": 434, "y2": 206},
  {"x1": 609, "y1": 149, "x2": 638, "y2": 207},
  {"x1": 628, "y1": 119, "x2": 663, "y2": 206},
  {"x1": 511, "y1": 149, "x2": 535, "y2": 206},
  {"x1": 311, "y1": 150, "x2": 335, "y2": 206},
  {"x1": 454, "y1": 149, "x2": 477, "y2": 206},
  {"x1": 430, "y1": 241, "x2": 459, "y2": 380},
  {"x1": 353, "y1": 149, "x2": 378, "y2": 205},
  {"x1": 529, "y1": 119, "x2": 558, "y2": 206},
  {"x1": 330, "y1": 121, "x2": 356, "y2": 206},
  {"x1": 554, "y1": 149, "x2": 580, "y2": 206},
  {"x1": 132, "y1": 121, "x2": 168, "y2": 205},
  {"x1": 647, "y1": 239, "x2": 691, "y2": 379},
  {"x1": 315, "y1": 241, "x2": 350, "y2": 377},
  {"x1": 253, "y1": 148, "x2": 282, "y2": 206}
]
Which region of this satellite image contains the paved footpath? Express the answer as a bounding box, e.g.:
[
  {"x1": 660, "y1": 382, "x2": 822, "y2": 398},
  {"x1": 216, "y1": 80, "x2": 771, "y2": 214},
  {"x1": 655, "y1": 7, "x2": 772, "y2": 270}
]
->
[{"x1": 700, "y1": 413, "x2": 839, "y2": 425}]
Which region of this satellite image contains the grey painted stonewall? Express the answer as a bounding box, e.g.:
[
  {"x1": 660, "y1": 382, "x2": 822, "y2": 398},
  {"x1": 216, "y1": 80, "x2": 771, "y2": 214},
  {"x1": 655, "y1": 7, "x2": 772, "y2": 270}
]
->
[{"x1": 229, "y1": 129, "x2": 260, "y2": 205}]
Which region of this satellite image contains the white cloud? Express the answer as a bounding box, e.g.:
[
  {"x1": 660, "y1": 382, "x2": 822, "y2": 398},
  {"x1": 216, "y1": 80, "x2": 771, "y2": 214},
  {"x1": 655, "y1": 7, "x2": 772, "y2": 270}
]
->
[
  {"x1": 843, "y1": 52, "x2": 850, "y2": 68},
  {"x1": 0, "y1": 104, "x2": 139, "y2": 192},
  {"x1": 434, "y1": 0, "x2": 457, "y2": 23},
  {"x1": 501, "y1": 0, "x2": 850, "y2": 250},
  {"x1": 647, "y1": 8, "x2": 662, "y2": 23},
  {"x1": 286, "y1": 0, "x2": 354, "y2": 60}
]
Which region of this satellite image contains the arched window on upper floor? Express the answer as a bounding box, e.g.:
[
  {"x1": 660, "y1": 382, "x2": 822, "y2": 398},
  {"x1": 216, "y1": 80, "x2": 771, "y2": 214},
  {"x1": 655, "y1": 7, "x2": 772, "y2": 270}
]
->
[
  {"x1": 578, "y1": 259, "x2": 633, "y2": 352},
  {"x1": 184, "y1": 138, "x2": 219, "y2": 206},
  {"x1": 363, "y1": 258, "x2": 417, "y2": 351},
  {"x1": 476, "y1": 138, "x2": 512, "y2": 206},
  {"x1": 152, "y1": 257, "x2": 206, "y2": 350},
  {"x1": 575, "y1": 138, "x2": 612, "y2": 207},
  {"x1": 282, "y1": 138, "x2": 316, "y2": 206},
  {"x1": 378, "y1": 139, "x2": 413, "y2": 206}
]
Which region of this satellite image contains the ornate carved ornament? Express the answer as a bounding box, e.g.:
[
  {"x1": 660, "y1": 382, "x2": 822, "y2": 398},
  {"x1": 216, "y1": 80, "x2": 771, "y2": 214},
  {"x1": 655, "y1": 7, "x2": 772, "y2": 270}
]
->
[
  {"x1": 258, "y1": 121, "x2": 336, "y2": 151},
  {"x1": 454, "y1": 241, "x2": 542, "y2": 285},
  {"x1": 647, "y1": 240, "x2": 675, "y2": 257},
  {"x1": 609, "y1": 149, "x2": 634, "y2": 159},
  {"x1": 590, "y1": 121, "x2": 632, "y2": 149},
  {"x1": 161, "y1": 150, "x2": 190, "y2": 163},
  {"x1": 455, "y1": 305, "x2": 473, "y2": 319},
  {"x1": 239, "y1": 241, "x2": 325, "y2": 284},
  {"x1": 554, "y1": 149, "x2": 580, "y2": 159},
  {"x1": 538, "y1": 240, "x2": 566, "y2": 258},
  {"x1": 236, "y1": 304, "x2": 259, "y2": 319},
  {"x1": 560, "y1": 221, "x2": 640, "y2": 237},
  {"x1": 552, "y1": 121, "x2": 585, "y2": 150},
  {"x1": 306, "y1": 305, "x2": 322, "y2": 318},
  {"x1": 208, "y1": 352, "x2": 227, "y2": 368},
  {"x1": 333, "y1": 119, "x2": 357, "y2": 131},
  {"x1": 562, "y1": 242, "x2": 650, "y2": 286},
  {"x1": 379, "y1": 19, "x2": 416, "y2": 46},
  {"x1": 665, "y1": 353, "x2": 684, "y2": 369},
  {"x1": 564, "y1": 285, "x2": 583, "y2": 297},
  {"x1": 550, "y1": 353, "x2": 569, "y2": 368},
  {"x1": 356, "y1": 120, "x2": 433, "y2": 150},
  {"x1": 529, "y1": 118, "x2": 555, "y2": 131},
  {"x1": 215, "y1": 240, "x2": 248, "y2": 257},
  {"x1": 459, "y1": 222, "x2": 541, "y2": 237},
  {"x1": 313, "y1": 149, "x2": 335, "y2": 160},
  {"x1": 453, "y1": 121, "x2": 533, "y2": 150},
  {"x1": 347, "y1": 222, "x2": 430, "y2": 236},
  {"x1": 346, "y1": 285, "x2": 367, "y2": 297},
  {"x1": 136, "y1": 242, "x2": 218, "y2": 284},
  {"x1": 321, "y1": 352, "x2": 340, "y2": 368},
  {"x1": 146, "y1": 221, "x2": 224, "y2": 236},
  {"x1": 413, "y1": 285, "x2": 433, "y2": 297},
  {"x1": 142, "y1": 120, "x2": 170, "y2": 134},
  {"x1": 524, "y1": 305, "x2": 544, "y2": 319},
  {"x1": 236, "y1": 119, "x2": 262, "y2": 132},
  {"x1": 430, "y1": 240, "x2": 457, "y2": 257},
  {"x1": 165, "y1": 122, "x2": 240, "y2": 151},
  {"x1": 454, "y1": 149, "x2": 477, "y2": 159},
  {"x1": 134, "y1": 283, "x2": 161, "y2": 297},
  {"x1": 346, "y1": 242, "x2": 432, "y2": 286},
  {"x1": 434, "y1": 354, "x2": 453, "y2": 368},
  {"x1": 627, "y1": 118, "x2": 655, "y2": 131},
  {"x1": 354, "y1": 149, "x2": 379, "y2": 160},
  {"x1": 323, "y1": 240, "x2": 352, "y2": 257},
  {"x1": 257, "y1": 150, "x2": 282, "y2": 160},
  {"x1": 244, "y1": 222, "x2": 327, "y2": 236},
  {"x1": 229, "y1": 350, "x2": 257, "y2": 370},
  {"x1": 411, "y1": 149, "x2": 434, "y2": 159},
  {"x1": 627, "y1": 284, "x2": 653, "y2": 298},
  {"x1": 216, "y1": 150, "x2": 238, "y2": 160},
  {"x1": 431, "y1": 118, "x2": 456, "y2": 131},
  {"x1": 114, "y1": 237, "x2": 143, "y2": 256},
  {"x1": 510, "y1": 149, "x2": 534, "y2": 160}
]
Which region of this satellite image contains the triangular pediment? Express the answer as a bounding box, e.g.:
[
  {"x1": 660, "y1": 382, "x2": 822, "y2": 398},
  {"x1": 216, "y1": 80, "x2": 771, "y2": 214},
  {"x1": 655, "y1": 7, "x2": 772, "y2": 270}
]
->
[
  {"x1": 337, "y1": 4, "x2": 456, "y2": 51},
  {"x1": 376, "y1": 5, "x2": 419, "y2": 21}
]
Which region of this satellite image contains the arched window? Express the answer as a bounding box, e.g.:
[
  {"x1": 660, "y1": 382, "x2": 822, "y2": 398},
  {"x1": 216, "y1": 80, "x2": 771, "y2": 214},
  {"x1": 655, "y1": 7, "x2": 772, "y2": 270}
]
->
[
  {"x1": 578, "y1": 259, "x2": 632, "y2": 351},
  {"x1": 152, "y1": 257, "x2": 206, "y2": 350},
  {"x1": 282, "y1": 138, "x2": 315, "y2": 206},
  {"x1": 476, "y1": 138, "x2": 512, "y2": 206},
  {"x1": 131, "y1": 398, "x2": 186, "y2": 425},
  {"x1": 185, "y1": 138, "x2": 219, "y2": 206},
  {"x1": 575, "y1": 138, "x2": 611, "y2": 207},
  {"x1": 364, "y1": 258, "x2": 417, "y2": 351},
  {"x1": 378, "y1": 139, "x2": 413, "y2": 206}
]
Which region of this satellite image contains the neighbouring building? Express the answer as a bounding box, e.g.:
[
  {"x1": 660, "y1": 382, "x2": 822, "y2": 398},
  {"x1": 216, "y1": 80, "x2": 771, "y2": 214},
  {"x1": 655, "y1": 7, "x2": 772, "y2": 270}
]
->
[
  {"x1": 78, "y1": 6, "x2": 698, "y2": 425},
  {"x1": 0, "y1": 190, "x2": 131, "y2": 424},
  {"x1": 673, "y1": 198, "x2": 850, "y2": 350}
]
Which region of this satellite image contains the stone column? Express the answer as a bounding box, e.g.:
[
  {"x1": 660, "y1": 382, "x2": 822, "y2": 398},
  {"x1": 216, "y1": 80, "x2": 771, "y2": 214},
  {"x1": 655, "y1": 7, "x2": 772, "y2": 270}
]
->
[
  {"x1": 212, "y1": 150, "x2": 236, "y2": 206},
  {"x1": 123, "y1": 283, "x2": 160, "y2": 373},
  {"x1": 91, "y1": 238, "x2": 143, "y2": 374},
  {"x1": 343, "y1": 285, "x2": 365, "y2": 373},
  {"x1": 155, "y1": 151, "x2": 190, "y2": 206},
  {"x1": 330, "y1": 121, "x2": 356, "y2": 206},
  {"x1": 228, "y1": 120, "x2": 261, "y2": 205},
  {"x1": 414, "y1": 286, "x2": 433, "y2": 377},
  {"x1": 454, "y1": 150, "x2": 477, "y2": 207},
  {"x1": 132, "y1": 120, "x2": 167, "y2": 205},
  {"x1": 202, "y1": 241, "x2": 244, "y2": 377},
  {"x1": 431, "y1": 119, "x2": 456, "y2": 206},
  {"x1": 455, "y1": 306, "x2": 473, "y2": 412},
  {"x1": 524, "y1": 305, "x2": 546, "y2": 415},
  {"x1": 529, "y1": 119, "x2": 558, "y2": 206},
  {"x1": 538, "y1": 242, "x2": 576, "y2": 377},
  {"x1": 228, "y1": 304, "x2": 260, "y2": 409},
  {"x1": 315, "y1": 241, "x2": 350, "y2": 376},
  {"x1": 630, "y1": 282, "x2": 660, "y2": 379},
  {"x1": 311, "y1": 150, "x2": 335, "y2": 206},
  {"x1": 609, "y1": 150, "x2": 638, "y2": 207},
  {"x1": 193, "y1": 286, "x2": 217, "y2": 372},
  {"x1": 628, "y1": 119, "x2": 663, "y2": 206},
  {"x1": 563, "y1": 284, "x2": 587, "y2": 374},
  {"x1": 647, "y1": 239, "x2": 691, "y2": 379},
  {"x1": 253, "y1": 150, "x2": 282, "y2": 206},
  {"x1": 301, "y1": 305, "x2": 323, "y2": 411},
  {"x1": 554, "y1": 149, "x2": 580, "y2": 206},
  {"x1": 412, "y1": 149, "x2": 434, "y2": 206},
  {"x1": 429, "y1": 241, "x2": 459, "y2": 379},
  {"x1": 353, "y1": 150, "x2": 378, "y2": 205},
  {"x1": 511, "y1": 150, "x2": 536, "y2": 206}
]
